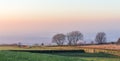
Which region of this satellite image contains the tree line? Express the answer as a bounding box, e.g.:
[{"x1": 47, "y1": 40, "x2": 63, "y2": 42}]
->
[
  {"x1": 52, "y1": 31, "x2": 108, "y2": 45},
  {"x1": 17, "y1": 31, "x2": 120, "y2": 47}
]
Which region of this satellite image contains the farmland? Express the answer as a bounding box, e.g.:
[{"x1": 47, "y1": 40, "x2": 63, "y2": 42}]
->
[
  {"x1": 0, "y1": 44, "x2": 120, "y2": 50},
  {"x1": 80, "y1": 44, "x2": 120, "y2": 50},
  {"x1": 0, "y1": 44, "x2": 120, "y2": 61},
  {"x1": 0, "y1": 51, "x2": 120, "y2": 61}
]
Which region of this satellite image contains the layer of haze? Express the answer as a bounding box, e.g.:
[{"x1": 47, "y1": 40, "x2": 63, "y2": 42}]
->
[{"x1": 0, "y1": 0, "x2": 120, "y2": 44}]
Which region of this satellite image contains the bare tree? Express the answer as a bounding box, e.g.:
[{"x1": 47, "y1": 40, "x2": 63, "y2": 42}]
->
[
  {"x1": 117, "y1": 38, "x2": 120, "y2": 45},
  {"x1": 67, "y1": 31, "x2": 83, "y2": 45},
  {"x1": 95, "y1": 32, "x2": 106, "y2": 44},
  {"x1": 52, "y1": 34, "x2": 66, "y2": 45},
  {"x1": 41, "y1": 43, "x2": 44, "y2": 46}
]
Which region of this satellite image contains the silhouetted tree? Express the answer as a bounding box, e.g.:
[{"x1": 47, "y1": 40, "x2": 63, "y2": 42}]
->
[
  {"x1": 117, "y1": 38, "x2": 120, "y2": 45},
  {"x1": 67, "y1": 31, "x2": 83, "y2": 45},
  {"x1": 95, "y1": 32, "x2": 106, "y2": 44},
  {"x1": 52, "y1": 34, "x2": 66, "y2": 45},
  {"x1": 41, "y1": 43, "x2": 44, "y2": 46}
]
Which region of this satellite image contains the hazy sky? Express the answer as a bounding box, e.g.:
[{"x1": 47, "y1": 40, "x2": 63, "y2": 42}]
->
[{"x1": 0, "y1": 0, "x2": 120, "y2": 44}]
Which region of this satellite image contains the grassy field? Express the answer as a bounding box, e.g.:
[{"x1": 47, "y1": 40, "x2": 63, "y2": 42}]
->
[
  {"x1": 0, "y1": 51, "x2": 120, "y2": 61},
  {"x1": 81, "y1": 44, "x2": 120, "y2": 50},
  {"x1": 0, "y1": 45, "x2": 120, "y2": 61},
  {"x1": 0, "y1": 46, "x2": 82, "y2": 50},
  {"x1": 0, "y1": 44, "x2": 120, "y2": 50}
]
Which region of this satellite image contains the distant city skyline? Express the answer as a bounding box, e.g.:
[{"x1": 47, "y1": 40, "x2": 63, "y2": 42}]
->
[{"x1": 0, "y1": 0, "x2": 120, "y2": 44}]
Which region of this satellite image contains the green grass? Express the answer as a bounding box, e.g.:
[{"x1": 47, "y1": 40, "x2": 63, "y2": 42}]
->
[
  {"x1": 0, "y1": 51, "x2": 120, "y2": 61},
  {"x1": 49, "y1": 52, "x2": 119, "y2": 58}
]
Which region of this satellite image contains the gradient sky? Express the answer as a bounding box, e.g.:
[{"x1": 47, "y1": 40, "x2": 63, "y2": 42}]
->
[{"x1": 0, "y1": 0, "x2": 120, "y2": 44}]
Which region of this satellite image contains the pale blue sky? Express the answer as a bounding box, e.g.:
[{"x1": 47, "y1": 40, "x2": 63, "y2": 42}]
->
[
  {"x1": 0, "y1": 0, "x2": 120, "y2": 13},
  {"x1": 0, "y1": 0, "x2": 120, "y2": 44}
]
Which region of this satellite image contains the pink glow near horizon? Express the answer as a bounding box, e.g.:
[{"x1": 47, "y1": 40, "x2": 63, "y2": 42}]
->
[{"x1": 0, "y1": 0, "x2": 120, "y2": 44}]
